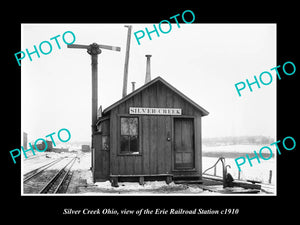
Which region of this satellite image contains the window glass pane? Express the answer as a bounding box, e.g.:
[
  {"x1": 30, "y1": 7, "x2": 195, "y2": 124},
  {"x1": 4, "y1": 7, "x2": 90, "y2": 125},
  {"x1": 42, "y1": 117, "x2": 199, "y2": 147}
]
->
[
  {"x1": 128, "y1": 118, "x2": 138, "y2": 135},
  {"x1": 120, "y1": 117, "x2": 139, "y2": 153},
  {"x1": 120, "y1": 135, "x2": 129, "y2": 152},
  {"x1": 130, "y1": 136, "x2": 138, "y2": 152},
  {"x1": 121, "y1": 118, "x2": 129, "y2": 135}
]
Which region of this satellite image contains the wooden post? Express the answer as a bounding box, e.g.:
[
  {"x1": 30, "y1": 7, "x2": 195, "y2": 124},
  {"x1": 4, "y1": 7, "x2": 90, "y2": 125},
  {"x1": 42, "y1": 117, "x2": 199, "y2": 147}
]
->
[
  {"x1": 139, "y1": 176, "x2": 145, "y2": 186},
  {"x1": 166, "y1": 176, "x2": 172, "y2": 184},
  {"x1": 111, "y1": 177, "x2": 119, "y2": 187},
  {"x1": 269, "y1": 170, "x2": 272, "y2": 184}
]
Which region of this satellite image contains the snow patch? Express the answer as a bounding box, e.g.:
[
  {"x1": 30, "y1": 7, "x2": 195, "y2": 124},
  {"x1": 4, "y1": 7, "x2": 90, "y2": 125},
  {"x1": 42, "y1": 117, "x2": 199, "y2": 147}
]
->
[{"x1": 95, "y1": 181, "x2": 171, "y2": 190}]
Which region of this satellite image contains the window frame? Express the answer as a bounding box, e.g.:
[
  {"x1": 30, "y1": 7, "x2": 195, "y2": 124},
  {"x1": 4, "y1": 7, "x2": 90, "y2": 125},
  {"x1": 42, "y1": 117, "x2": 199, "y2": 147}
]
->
[{"x1": 117, "y1": 114, "x2": 142, "y2": 156}]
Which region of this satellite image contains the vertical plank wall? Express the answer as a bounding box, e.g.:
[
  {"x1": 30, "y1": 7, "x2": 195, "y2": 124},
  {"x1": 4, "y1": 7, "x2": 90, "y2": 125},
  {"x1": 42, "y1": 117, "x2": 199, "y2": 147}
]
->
[{"x1": 109, "y1": 81, "x2": 203, "y2": 176}]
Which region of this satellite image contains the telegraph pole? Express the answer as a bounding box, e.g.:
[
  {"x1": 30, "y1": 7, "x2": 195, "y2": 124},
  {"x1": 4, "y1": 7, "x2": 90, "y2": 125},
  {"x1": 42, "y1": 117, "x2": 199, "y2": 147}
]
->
[{"x1": 122, "y1": 25, "x2": 132, "y2": 97}]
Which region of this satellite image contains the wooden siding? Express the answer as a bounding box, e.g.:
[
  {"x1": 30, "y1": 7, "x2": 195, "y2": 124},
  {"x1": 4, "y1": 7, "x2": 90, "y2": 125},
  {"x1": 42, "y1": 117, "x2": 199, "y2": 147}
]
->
[
  {"x1": 108, "y1": 80, "x2": 203, "y2": 176},
  {"x1": 93, "y1": 119, "x2": 110, "y2": 180}
]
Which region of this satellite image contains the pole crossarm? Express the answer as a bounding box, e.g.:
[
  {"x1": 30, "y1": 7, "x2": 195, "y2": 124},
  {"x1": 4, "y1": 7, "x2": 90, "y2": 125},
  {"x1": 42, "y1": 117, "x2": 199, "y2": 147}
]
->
[
  {"x1": 67, "y1": 44, "x2": 90, "y2": 49},
  {"x1": 98, "y1": 44, "x2": 121, "y2": 51},
  {"x1": 68, "y1": 43, "x2": 121, "y2": 54}
]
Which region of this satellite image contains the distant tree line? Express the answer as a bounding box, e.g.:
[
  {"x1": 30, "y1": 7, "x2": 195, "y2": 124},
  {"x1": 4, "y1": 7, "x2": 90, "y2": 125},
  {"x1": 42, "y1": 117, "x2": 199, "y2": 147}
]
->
[{"x1": 203, "y1": 136, "x2": 275, "y2": 146}]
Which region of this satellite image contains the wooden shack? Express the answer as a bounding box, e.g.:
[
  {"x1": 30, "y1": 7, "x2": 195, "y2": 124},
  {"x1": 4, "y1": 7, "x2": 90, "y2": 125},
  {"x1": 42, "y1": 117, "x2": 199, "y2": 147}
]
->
[{"x1": 92, "y1": 76, "x2": 209, "y2": 184}]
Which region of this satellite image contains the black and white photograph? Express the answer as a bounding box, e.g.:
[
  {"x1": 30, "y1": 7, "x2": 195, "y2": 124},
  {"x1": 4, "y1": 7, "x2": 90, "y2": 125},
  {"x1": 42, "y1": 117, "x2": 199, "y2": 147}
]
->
[{"x1": 3, "y1": 4, "x2": 298, "y2": 221}]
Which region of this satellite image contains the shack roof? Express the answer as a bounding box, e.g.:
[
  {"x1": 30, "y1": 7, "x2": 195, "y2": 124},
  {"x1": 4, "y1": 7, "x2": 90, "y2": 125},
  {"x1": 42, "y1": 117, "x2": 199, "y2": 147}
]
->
[{"x1": 102, "y1": 76, "x2": 209, "y2": 116}]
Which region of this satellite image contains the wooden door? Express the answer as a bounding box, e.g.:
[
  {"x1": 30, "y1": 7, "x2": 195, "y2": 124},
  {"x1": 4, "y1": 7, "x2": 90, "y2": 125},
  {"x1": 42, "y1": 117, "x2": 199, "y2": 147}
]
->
[{"x1": 174, "y1": 118, "x2": 195, "y2": 169}]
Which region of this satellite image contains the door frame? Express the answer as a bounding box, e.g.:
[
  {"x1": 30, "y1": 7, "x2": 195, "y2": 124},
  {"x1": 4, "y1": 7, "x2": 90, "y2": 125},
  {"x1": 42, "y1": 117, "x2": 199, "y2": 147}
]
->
[{"x1": 171, "y1": 116, "x2": 196, "y2": 172}]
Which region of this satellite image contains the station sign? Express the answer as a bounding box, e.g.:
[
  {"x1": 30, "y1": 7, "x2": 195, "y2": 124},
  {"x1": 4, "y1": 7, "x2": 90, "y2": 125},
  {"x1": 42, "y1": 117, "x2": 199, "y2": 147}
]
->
[{"x1": 129, "y1": 107, "x2": 182, "y2": 115}]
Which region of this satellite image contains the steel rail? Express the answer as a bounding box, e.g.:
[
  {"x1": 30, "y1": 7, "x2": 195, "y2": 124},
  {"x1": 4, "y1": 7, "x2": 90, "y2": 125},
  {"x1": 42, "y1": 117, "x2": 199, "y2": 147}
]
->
[
  {"x1": 39, "y1": 156, "x2": 77, "y2": 194},
  {"x1": 53, "y1": 157, "x2": 77, "y2": 193},
  {"x1": 23, "y1": 157, "x2": 66, "y2": 182}
]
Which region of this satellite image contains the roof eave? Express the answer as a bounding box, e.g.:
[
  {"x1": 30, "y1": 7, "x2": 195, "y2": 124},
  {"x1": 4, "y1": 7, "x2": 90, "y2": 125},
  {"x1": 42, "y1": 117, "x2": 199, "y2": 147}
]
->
[{"x1": 102, "y1": 76, "x2": 209, "y2": 116}]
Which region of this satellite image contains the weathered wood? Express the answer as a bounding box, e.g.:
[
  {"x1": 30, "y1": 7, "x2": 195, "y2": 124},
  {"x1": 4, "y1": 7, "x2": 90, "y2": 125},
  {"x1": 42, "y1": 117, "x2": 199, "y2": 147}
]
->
[
  {"x1": 165, "y1": 117, "x2": 172, "y2": 173},
  {"x1": 93, "y1": 77, "x2": 208, "y2": 182},
  {"x1": 118, "y1": 103, "x2": 126, "y2": 175},
  {"x1": 133, "y1": 93, "x2": 142, "y2": 173},
  {"x1": 234, "y1": 180, "x2": 261, "y2": 189},
  {"x1": 142, "y1": 116, "x2": 150, "y2": 174},
  {"x1": 93, "y1": 133, "x2": 111, "y2": 180},
  {"x1": 122, "y1": 25, "x2": 132, "y2": 98},
  {"x1": 157, "y1": 116, "x2": 165, "y2": 174},
  {"x1": 110, "y1": 174, "x2": 172, "y2": 177},
  {"x1": 110, "y1": 110, "x2": 117, "y2": 175},
  {"x1": 139, "y1": 176, "x2": 145, "y2": 185},
  {"x1": 111, "y1": 177, "x2": 119, "y2": 187},
  {"x1": 102, "y1": 77, "x2": 209, "y2": 116},
  {"x1": 166, "y1": 176, "x2": 173, "y2": 184},
  {"x1": 174, "y1": 118, "x2": 194, "y2": 169},
  {"x1": 151, "y1": 84, "x2": 158, "y2": 175},
  {"x1": 125, "y1": 99, "x2": 135, "y2": 175},
  {"x1": 174, "y1": 180, "x2": 202, "y2": 184},
  {"x1": 203, "y1": 174, "x2": 261, "y2": 190},
  {"x1": 200, "y1": 185, "x2": 260, "y2": 194},
  {"x1": 195, "y1": 116, "x2": 202, "y2": 174},
  {"x1": 173, "y1": 174, "x2": 201, "y2": 178},
  {"x1": 150, "y1": 115, "x2": 157, "y2": 174}
]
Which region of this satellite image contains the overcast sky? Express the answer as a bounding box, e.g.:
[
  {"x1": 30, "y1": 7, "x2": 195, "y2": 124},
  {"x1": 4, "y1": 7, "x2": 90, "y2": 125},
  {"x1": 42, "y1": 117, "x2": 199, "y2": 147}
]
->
[{"x1": 21, "y1": 23, "x2": 276, "y2": 143}]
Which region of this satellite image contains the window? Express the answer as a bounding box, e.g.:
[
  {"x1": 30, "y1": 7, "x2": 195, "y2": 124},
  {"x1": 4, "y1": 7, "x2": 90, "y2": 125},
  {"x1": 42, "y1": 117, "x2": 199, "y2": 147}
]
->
[{"x1": 120, "y1": 117, "x2": 139, "y2": 153}]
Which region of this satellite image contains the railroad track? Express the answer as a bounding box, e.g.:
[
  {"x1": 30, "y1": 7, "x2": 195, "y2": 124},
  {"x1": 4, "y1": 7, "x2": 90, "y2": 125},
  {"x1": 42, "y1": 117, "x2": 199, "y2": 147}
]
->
[
  {"x1": 23, "y1": 155, "x2": 78, "y2": 194},
  {"x1": 24, "y1": 157, "x2": 66, "y2": 182}
]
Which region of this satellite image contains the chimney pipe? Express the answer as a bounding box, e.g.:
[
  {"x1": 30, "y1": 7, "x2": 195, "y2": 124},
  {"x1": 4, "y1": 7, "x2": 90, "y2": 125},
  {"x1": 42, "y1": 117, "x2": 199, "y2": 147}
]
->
[
  {"x1": 145, "y1": 55, "x2": 152, "y2": 84},
  {"x1": 131, "y1": 82, "x2": 136, "y2": 92}
]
